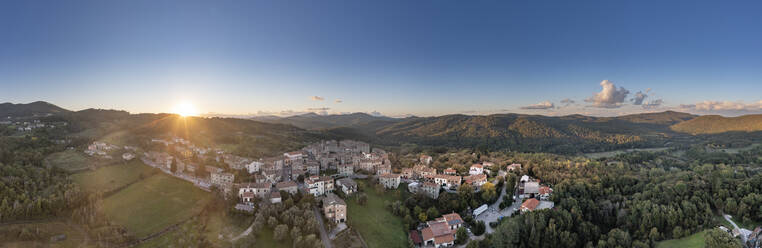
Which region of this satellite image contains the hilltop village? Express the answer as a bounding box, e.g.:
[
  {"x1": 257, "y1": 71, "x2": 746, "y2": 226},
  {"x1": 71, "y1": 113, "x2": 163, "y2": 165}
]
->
[{"x1": 82, "y1": 137, "x2": 556, "y2": 247}]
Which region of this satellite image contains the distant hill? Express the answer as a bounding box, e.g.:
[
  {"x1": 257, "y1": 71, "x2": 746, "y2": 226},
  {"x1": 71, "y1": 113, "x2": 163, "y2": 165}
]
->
[
  {"x1": 671, "y1": 114, "x2": 762, "y2": 134},
  {"x1": 356, "y1": 111, "x2": 700, "y2": 154},
  {"x1": 0, "y1": 101, "x2": 70, "y2": 117},
  {"x1": 252, "y1": 112, "x2": 403, "y2": 130}
]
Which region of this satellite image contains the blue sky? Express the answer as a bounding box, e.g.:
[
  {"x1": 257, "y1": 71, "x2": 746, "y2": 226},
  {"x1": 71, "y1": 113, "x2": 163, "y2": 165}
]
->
[{"x1": 2, "y1": 0, "x2": 761, "y2": 117}]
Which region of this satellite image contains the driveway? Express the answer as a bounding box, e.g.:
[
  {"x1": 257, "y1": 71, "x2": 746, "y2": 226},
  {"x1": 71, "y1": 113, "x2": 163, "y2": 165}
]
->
[{"x1": 313, "y1": 207, "x2": 333, "y2": 248}]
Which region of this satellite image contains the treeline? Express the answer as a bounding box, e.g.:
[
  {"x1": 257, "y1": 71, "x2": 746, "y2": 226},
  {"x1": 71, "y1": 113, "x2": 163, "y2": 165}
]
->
[{"x1": 0, "y1": 132, "x2": 86, "y2": 222}]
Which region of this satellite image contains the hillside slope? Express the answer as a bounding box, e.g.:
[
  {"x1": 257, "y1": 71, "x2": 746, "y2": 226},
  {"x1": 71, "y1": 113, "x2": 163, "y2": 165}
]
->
[
  {"x1": 252, "y1": 112, "x2": 402, "y2": 130},
  {"x1": 0, "y1": 101, "x2": 70, "y2": 117},
  {"x1": 367, "y1": 112, "x2": 697, "y2": 154},
  {"x1": 671, "y1": 114, "x2": 762, "y2": 134}
]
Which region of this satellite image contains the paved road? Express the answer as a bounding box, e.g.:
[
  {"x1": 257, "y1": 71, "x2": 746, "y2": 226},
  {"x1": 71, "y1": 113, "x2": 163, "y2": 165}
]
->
[
  {"x1": 724, "y1": 214, "x2": 751, "y2": 243},
  {"x1": 313, "y1": 207, "x2": 333, "y2": 248},
  {"x1": 475, "y1": 181, "x2": 521, "y2": 234}
]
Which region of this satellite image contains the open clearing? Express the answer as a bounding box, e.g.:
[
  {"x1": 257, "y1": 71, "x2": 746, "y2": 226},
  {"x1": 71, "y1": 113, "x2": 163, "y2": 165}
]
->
[
  {"x1": 656, "y1": 230, "x2": 706, "y2": 248},
  {"x1": 71, "y1": 160, "x2": 156, "y2": 193},
  {"x1": 345, "y1": 180, "x2": 408, "y2": 248},
  {"x1": 101, "y1": 172, "x2": 212, "y2": 238},
  {"x1": 44, "y1": 150, "x2": 91, "y2": 172}
]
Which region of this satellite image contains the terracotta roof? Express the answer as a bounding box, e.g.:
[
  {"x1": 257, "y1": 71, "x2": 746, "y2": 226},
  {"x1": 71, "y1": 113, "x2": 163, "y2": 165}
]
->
[
  {"x1": 539, "y1": 186, "x2": 552, "y2": 195},
  {"x1": 464, "y1": 174, "x2": 487, "y2": 184},
  {"x1": 471, "y1": 164, "x2": 483, "y2": 169},
  {"x1": 241, "y1": 192, "x2": 255, "y2": 198},
  {"x1": 442, "y1": 213, "x2": 463, "y2": 226},
  {"x1": 434, "y1": 234, "x2": 455, "y2": 245},
  {"x1": 423, "y1": 182, "x2": 439, "y2": 188},
  {"x1": 380, "y1": 173, "x2": 400, "y2": 179},
  {"x1": 422, "y1": 221, "x2": 453, "y2": 244},
  {"x1": 521, "y1": 198, "x2": 540, "y2": 211},
  {"x1": 409, "y1": 230, "x2": 423, "y2": 244},
  {"x1": 270, "y1": 191, "x2": 281, "y2": 199}
]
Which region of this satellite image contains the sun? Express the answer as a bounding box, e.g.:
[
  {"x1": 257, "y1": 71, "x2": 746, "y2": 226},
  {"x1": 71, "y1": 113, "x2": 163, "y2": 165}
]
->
[{"x1": 172, "y1": 102, "x2": 199, "y2": 117}]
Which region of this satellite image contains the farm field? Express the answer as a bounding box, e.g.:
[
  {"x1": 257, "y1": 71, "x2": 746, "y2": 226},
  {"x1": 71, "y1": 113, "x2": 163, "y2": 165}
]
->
[
  {"x1": 345, "y1": 180, "x2": 408, "y2": 248},
  {"x1": 101, "y1": 172, "x2": 212, "y2": 238},
  {"x1": 71, "y1": 160, "x2": 156, "y2": 193}
]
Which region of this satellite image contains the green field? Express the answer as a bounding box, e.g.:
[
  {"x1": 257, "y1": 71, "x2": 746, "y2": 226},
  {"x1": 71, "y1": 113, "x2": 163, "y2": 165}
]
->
[
  {"x1": 101, "y1": 172, "x2": 212, "y2": 238},
  {"x1": 71, "y1": 160, "x2": 156, "y2": 193},
  {"x1": 656, "y1": 230, "x2": 706, "y2": 248},
  {"x1": 44, "y1": 150, "x2": 91, "y2": 172},
  {"x1": 253, "y1": 227, "x2": 293, "y2": 248},
  {"x1": 346, "y1": 180, "x2": 408, "y2": 248}
]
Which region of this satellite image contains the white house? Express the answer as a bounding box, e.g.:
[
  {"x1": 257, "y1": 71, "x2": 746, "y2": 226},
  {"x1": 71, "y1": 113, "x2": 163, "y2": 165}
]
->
[{"x1": 469, "y1": 164, "x2": 484, "y2": 175}]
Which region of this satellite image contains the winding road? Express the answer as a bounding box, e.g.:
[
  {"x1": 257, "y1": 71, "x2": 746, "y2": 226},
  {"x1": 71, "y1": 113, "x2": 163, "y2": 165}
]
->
[{"x1": 313, "y1": 207, "x2": 333, "y2": 248}]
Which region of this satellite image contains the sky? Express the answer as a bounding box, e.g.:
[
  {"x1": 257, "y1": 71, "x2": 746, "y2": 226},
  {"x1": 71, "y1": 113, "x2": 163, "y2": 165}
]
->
[{"x1": 2, "y1": 0, "x2": 762, "y2": 117}]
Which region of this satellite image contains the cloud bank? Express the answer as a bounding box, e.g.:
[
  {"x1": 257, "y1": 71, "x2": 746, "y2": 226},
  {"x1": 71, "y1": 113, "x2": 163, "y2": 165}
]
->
[
  {"x1": 310, "y1": 96, "x2": 324, "y2": 101},
  {"x1": 520, "y1": 101, "x2": 555, "y2": 110}
]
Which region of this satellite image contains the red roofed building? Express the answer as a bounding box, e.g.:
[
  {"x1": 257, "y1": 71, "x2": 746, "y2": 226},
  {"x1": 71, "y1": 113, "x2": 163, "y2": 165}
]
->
[
  {"x1": 464, "y1": 174, "x2": 487, "y2": 187},
  {"x1": 520, "y1": 198, "x2": 540, "y2": 212},
  {"x1": 539, "y1": 186, "x2": 553, "y2": 200},
  {"x1": 421, "y1": 220, "x2": 455, "y2": 247},
  {"x1": 443, "y1": 168, "x2": 456, "y2": 175}
]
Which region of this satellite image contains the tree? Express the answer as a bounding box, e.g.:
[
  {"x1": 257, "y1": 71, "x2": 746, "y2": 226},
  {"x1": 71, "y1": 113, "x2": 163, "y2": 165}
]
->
[
  {"x1": 481, "y1": 182, "x2": 497, "y2": 202},
  {"x1": 170, "y1": 158, "x2": 178, "y2": 173},
  {"x1": 672, "y1": 226, "x2": 683, "y2": 239},
  {"x1": 472, "y1": 221, "x2": 486, "y2": 236},
  {"x1": 273, "y1": 224, "x2": 289, "y2": 241},
  {"x1": 268, "y1": 216, "x2": 279, "y2": 228},
  {"x1": 419, "y1": 212, "x2": 428, "y2": 222},
  {"x1": 426, "y1": 207, "x2": 439, "y2": 220},
  {"x1": 456, "y1": 227, "x2": 468, "y2": 244},
  {"x1": 705, "y1": 228, "x2": 742, "y2": 248}
]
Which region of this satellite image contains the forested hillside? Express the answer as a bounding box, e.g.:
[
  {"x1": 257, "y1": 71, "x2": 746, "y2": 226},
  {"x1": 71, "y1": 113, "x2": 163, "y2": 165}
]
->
[
  {"x1": 252, "y1": 112, "x2": 402, "y2": 130},
  {"x1": 365, "y1": 112, "x2": 697, "y2": 154},
  {"x1": 671, "y1": 114, "x2": 762, "y2": 134}
]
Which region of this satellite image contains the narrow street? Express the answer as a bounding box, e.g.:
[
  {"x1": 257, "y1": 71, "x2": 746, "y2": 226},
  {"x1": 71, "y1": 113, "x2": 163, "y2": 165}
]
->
[{"x1": 313, "y1": 207, "x2": 333, "y2": 248}]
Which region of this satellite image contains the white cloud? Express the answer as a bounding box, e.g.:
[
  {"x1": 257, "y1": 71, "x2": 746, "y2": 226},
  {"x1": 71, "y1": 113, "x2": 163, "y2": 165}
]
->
[
  {"x1": 585, "y1": 80, "x2": 630, "y2": 108},
  {"x1": 335, "y1": 99, "x2": 343, "y2": 103},
  {"x1": 520, "y1": 101, "x2": 555, "y2": 110},
  {"x1": 310, "y1": 96, "x2": 325, "y2": 101},
  {"x1": 642, "y1": 99, "x2": 663, "y2": 109},
  {"x1": 369, "y1": 111, "x2": 384, "y2": 117}
]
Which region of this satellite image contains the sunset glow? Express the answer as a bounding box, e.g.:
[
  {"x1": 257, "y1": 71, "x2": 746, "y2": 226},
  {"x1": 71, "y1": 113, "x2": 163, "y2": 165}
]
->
[{"x1": 172, "y1": 102, "x2": 199, "y2": 117}]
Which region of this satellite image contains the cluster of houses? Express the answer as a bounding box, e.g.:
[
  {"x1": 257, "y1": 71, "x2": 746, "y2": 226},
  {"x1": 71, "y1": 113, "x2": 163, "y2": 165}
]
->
[
  {"x1": 410, "y1": 212, "x2": 464, "y2": 248},
  {"x1": 404, "y1": 159, "x2": 492, "y2": 200},
  {"x1": 0, "y1": 119, "x2": 66, "y2": 132},
  {"x1": 518, "y1": 174, "x2": 554, "y2": 212},
  {"x1": 230, "y1": 140, "x2": 394, "y2": 224},
  {"x1": 84, "y1": 141, "x2": 137, "y2": 161}
]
